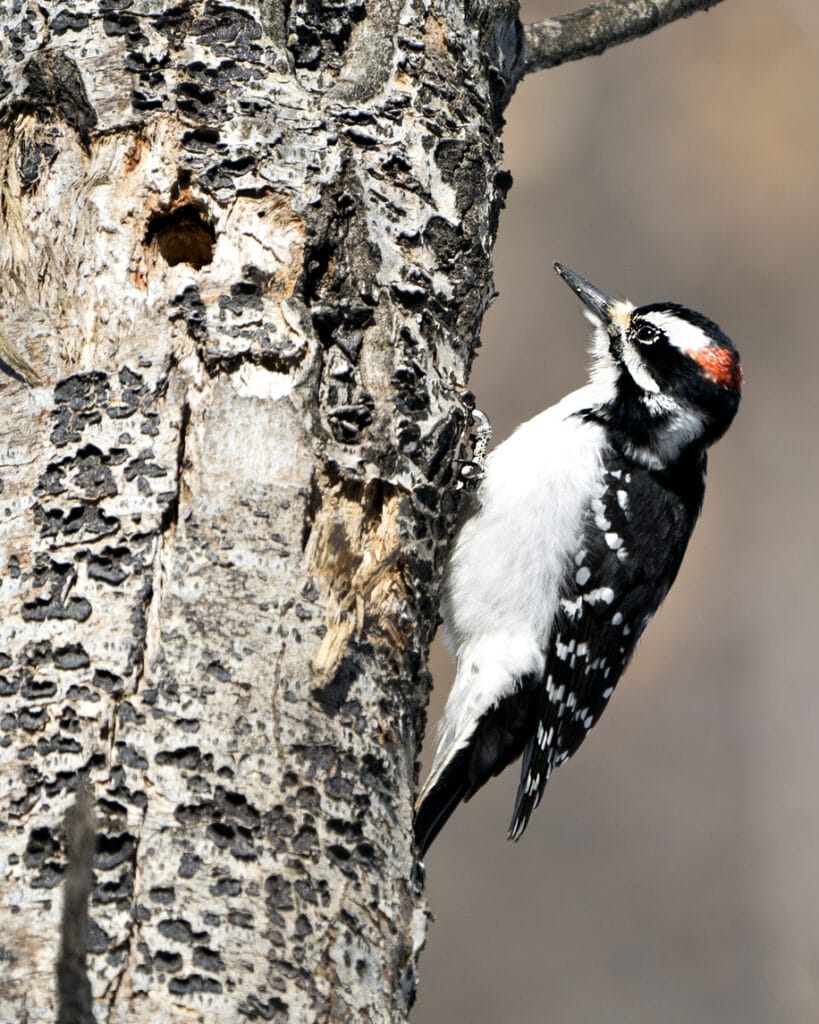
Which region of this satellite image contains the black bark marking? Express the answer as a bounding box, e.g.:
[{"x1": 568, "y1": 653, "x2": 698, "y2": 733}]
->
[
  {"x1": 50, "y1": 375, "x2": 111, "y2": 449},
  {"x1": 94, "y1": 831, "x2": 136, "y2": 871},
  {"x1": 286, "y1": 0, "x2": 365, "y2": 69},
  {"x1": 312, "y1": 657, "x2": 359, "y2": 716},
  {"x1": 22, "y1": 52, "x2": 98, "y2": 146},
  {"x1": 170, "y1": 285, "x2": 209, "y2": 343},
  {"x1": 168, "y1": 973, "x2": 223, "y2": 994}
]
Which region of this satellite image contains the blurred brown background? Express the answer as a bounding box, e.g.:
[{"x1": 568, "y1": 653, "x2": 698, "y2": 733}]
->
[{"x1": 415, "y1": 2, "x2": 819, "y2": 1022}]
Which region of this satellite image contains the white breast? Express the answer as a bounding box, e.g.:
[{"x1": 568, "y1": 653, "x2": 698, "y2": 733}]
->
[{"x1": 430, "y1": 385, "x2": 607, "y2": 775}]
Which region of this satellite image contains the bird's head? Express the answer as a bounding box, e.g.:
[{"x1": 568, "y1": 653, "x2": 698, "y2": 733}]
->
[{"x1": 554, "y1": 262, "x2": 742, "y2": 465}]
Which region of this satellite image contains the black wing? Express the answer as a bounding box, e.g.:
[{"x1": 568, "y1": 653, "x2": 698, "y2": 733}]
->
[{"x1": 509, "y1": 450, "x2": 706, "y2": 840}]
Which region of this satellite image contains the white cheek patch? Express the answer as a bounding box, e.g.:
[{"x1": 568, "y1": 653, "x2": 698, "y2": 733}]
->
[
  {"x1": 641, "y1": 310, "x2": 711, "y2": 352},
  {"x1": 622, "y1": 341, "x2": 660, "y2": 393}
]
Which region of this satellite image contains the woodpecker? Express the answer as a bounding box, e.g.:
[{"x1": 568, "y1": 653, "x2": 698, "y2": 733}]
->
[{"x1": 414, "y1": 262, "x2": 742, "y2": 856}]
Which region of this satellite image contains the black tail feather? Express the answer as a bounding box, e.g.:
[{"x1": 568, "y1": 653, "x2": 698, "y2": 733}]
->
[
  {"x1": 413, "y1": 747, "x2": 472, "y2": 858},
  {"x1": 414, "y1": 674, "x2": 540, "y2": 857}
]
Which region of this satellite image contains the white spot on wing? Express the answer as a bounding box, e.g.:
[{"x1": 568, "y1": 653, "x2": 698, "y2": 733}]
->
[
  {"x1": 591, "y1": 496, "x2": 611, "y2": 531},
  {"x1": 560, "y1": 596, "x2": 584, "y2": 619}
]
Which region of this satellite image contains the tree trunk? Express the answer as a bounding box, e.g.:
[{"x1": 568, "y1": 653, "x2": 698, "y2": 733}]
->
[{"x1": 0, "y1": 1, "x2": 521, "y2": 1020}]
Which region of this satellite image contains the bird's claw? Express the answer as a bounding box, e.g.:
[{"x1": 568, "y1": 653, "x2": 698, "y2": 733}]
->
[{"x1": 456, "y1": 409, "x2": 492, "y2": 488}]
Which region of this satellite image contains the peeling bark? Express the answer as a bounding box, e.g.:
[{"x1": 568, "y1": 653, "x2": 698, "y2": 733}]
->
[{"x1": 0, "y1": 1, "x2": 522, "y2": 1020}]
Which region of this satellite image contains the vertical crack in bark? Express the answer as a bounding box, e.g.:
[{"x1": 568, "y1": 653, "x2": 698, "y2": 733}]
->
[
  {"x1": 268, "y1": 640, "x2": 288, "y2": 758},
  {"x1": 158, "y1": 395, "x2": 191, "y2": 539},
  {"x1": 143, "y1": 390, "x2": 191, "y2": 678}
]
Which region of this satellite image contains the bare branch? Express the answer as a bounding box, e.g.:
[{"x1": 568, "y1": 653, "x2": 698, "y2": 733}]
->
[{"x1": 524, "y1": 0, "x2": 726, "y2": 76}]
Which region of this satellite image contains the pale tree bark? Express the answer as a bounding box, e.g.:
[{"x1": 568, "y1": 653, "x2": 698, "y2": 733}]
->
[
  {"x1": 0, "y1": 2, "x2": 521, "y2": 1020},
  {"x1": 0, "y1": 1, "x2": 724, "y2": 1022}
]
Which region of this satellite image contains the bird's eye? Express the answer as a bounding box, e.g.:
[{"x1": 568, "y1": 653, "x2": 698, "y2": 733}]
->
[{"x1": 631, "y1": 322, "x2": 660, "y2": 345}]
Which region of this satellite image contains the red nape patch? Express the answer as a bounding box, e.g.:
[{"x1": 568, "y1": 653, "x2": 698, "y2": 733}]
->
[{"x1": 687, "y1": 346, "x2": 743, "y2": 390}]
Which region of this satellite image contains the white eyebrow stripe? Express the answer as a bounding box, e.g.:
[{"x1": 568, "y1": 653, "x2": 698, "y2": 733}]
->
[{"x1": 641, "y1": 311, "x2": 711, "y2": 351}]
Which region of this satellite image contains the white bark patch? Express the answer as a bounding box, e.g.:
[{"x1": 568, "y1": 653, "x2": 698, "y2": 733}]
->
[{"x1": 232, "y1": 363, "x2": 296, "y2": 401}]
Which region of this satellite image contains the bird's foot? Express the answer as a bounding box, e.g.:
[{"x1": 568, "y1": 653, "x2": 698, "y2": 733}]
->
[{"x1": 456, "y1": 409, "x2": 492, "y2": 488}]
